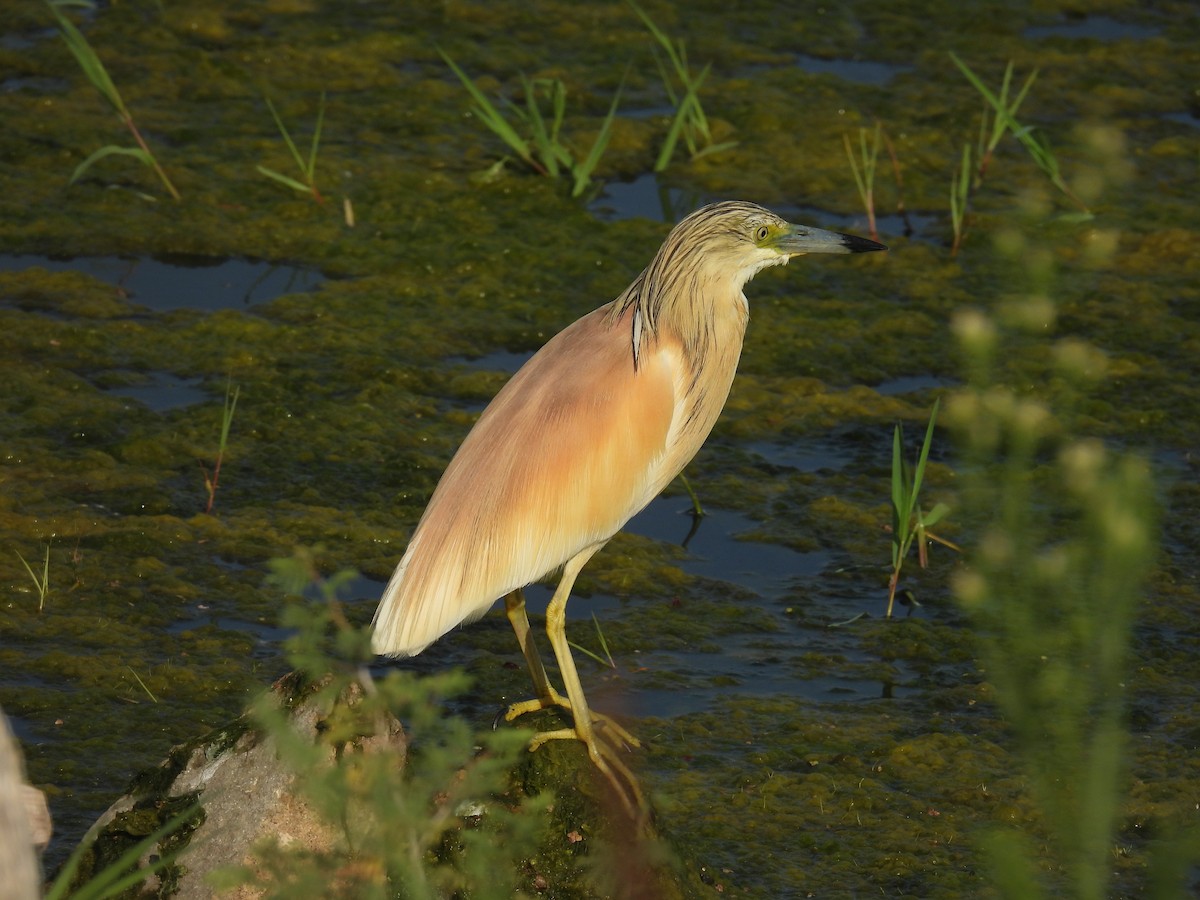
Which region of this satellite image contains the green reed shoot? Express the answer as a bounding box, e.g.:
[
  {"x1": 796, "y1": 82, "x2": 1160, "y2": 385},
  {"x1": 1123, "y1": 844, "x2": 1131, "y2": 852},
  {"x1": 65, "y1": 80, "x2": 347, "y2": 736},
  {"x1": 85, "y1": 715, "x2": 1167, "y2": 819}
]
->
[
  {"x1": 957, "y1": 56, "x2": 1037, "y2": 186},
  {"x1": 256, "y1": 91, "x2": 326, "y2": 203},
  {"x1": 950, "y1": 52, "x2": 1090, "y2": 215},
  {"x1": 678, "y1": 472, "x2": 705, "y2": 517},
  {"x1": 568, "y1": 612, "x2": 618, "y2": 669},
  {"x1": 48, "y1": 1, "x2": 180, "y2": 200},
  {"x1": 15, "y1": 544, "x2": 51, "y2": 612},
  {"x1": 844, "y1": 122, "x2": 882, "y2": 241},
  {"x1": 950, "y1": 143, "x2": 972, "y2": 256},
  {"x1": 440, "y1": 49, "x2": 623, "y2": 197},
  {"x1": 887, "y1": 399, "x2": 951, "y2": 618},
  {"x1": 201, "y1": 380, "x2": 240, "y2": 514},
  {"x1": 626, "y1": 0, "x2": 737, "y2": 171},
  {"x1": 126, "y1": 666, "x2": 158, "y2": 703}
]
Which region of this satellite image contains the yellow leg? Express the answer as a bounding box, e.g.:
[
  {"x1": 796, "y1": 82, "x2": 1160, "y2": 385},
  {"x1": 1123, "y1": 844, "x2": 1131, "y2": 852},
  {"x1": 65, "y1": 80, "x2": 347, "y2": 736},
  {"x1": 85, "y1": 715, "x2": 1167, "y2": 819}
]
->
[
  {"x1": 528, "y1": 549, "x2": 646, "y2": 819},
  {"x1": 504, "y1": 590, "x2": 555, "y2": 699},
  {"x1": 504, "y1": 589, "x2": 640, "y2": 749}
]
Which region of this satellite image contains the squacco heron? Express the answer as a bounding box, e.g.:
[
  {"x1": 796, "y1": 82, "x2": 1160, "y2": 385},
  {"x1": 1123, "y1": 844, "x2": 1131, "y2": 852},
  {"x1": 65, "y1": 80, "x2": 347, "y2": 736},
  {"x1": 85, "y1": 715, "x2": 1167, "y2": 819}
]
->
[{"x1": 372, "y1": 201, "x2": 885, "y2": 815}]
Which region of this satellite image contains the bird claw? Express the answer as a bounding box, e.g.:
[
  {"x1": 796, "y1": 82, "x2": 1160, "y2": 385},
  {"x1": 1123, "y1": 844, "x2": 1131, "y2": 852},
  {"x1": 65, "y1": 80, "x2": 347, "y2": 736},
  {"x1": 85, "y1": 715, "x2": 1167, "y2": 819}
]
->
[
  {"x1": 505, "y1": 692, "x2": 641, "y2": 750},
  {"x1": 525, "y1": 724, "x2": 649, "y2": 823}
]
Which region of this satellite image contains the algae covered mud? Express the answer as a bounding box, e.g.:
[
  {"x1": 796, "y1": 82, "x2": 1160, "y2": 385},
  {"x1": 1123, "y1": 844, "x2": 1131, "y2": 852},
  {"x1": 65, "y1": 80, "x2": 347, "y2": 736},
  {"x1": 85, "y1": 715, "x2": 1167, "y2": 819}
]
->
[{"x1": 2, "y1": 0, "x2": 1198, "y2": 895}]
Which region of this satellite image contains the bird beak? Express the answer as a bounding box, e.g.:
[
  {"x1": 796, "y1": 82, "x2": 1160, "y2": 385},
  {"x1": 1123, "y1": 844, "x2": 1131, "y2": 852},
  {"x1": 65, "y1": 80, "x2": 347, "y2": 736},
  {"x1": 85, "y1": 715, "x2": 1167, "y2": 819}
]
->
[{"x1": 774, "y1": 224, "x2": 887, "y2": 257}]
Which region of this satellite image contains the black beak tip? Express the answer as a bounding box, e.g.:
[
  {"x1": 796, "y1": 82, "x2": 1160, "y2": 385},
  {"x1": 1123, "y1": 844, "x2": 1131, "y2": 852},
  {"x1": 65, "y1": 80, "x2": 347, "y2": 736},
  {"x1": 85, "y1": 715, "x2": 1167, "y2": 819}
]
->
[{"x1": 844, "y1": 233, "x2": 888, "y2": 253}]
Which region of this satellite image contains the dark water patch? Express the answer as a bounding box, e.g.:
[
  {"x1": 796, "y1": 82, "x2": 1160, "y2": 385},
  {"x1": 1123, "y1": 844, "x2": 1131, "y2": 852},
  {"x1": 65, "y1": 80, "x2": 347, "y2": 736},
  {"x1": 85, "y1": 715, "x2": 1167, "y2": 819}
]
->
[
  {"x1": 588, "y1": 172, "x2": 701, "y2": 223},
  {"x1": 101, "y1": 372, "x2": 208, "y2": 412},
  {"x1": 451, "y1": 348, "x2": 534, "y2": 373},
  {"x1": 165, "y1": 618, "x2": 294, "y2": 661},
  {"x1": 794, "y1": 53, "x2": 911, "y2": 86},
  {"x1": 621, "y1": 106, "x2": 675, "y2": 121},
  {"x1": 2, "y1": 76, "x2": 68, "y2": 93},
  {"x1": 0, "y1": 255, "x2": 324, "y2": 312},
  {"x1": 747, "y1": 435, "x2": 852, "y2": 474},
  {"x1": 629, "y1": 498, "x2": 824, "y2": 595},
  {"x1": 1163, "y1": 112, "x2": 1200, "y2": 131},
  {"x1": 872, "y1": 374, "x2": 955, "y2": 396},
  {"x1": 1024, "y1": 16, "x2": 1161, "y2": 42}
]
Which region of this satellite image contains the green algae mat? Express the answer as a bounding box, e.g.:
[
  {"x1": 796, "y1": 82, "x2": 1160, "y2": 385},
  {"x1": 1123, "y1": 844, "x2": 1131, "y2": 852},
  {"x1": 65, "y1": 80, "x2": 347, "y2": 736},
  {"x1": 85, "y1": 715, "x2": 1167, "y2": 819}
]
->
[{"x1": 2, "y1": 0, "x2": 1199, "y2": 896}]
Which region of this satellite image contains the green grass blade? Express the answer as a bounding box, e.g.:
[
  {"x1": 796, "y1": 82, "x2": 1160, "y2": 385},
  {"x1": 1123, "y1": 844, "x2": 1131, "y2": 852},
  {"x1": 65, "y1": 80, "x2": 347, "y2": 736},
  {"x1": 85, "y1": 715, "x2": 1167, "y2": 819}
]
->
[
  {"x1": 307, "y1": 91, "x2": 326, "y2": 179},
  {"x1": 439, "y1": 47, "x2": 537, "y2": 170},
  {"x1": 263, "y1": 95, "x2": 307, "y2": 174},
  {"x1": 921, "y1": 502, "x2": 951, "y2": 529},
  {"x1": 567, "y1": 640, "x2": 612, "y2": 669},
  {"x1": 890, "y1": 423, "x2": 908, "y2": 567},
  {"x1": 126, "y1": 666, "x2": 158, "y2": 703},
  {"x1": 655, "y1": 104, "x2": 688, "y2": 171},
  {"x1": 219, "y1": 381, "x2": 239, "y2": 452},
  {"x1": 627, "y1": 0, "x2": 684, "y2": 75},
  {"x1": 690, "y1": 139, "x2": 738, "y2": 161},
  {"x1": 15, "y1": 551, "x2": 39, "y2": 588},
  {"x1": 256, "y1": 165, "x2": 314, "y2": 194},
  {"x1": 652, "y1": 51, "x2": 680, "y2": 107},
  {"x1": 909, "y1": 398, "x2": 940, "y2": 506},
  {"x1": 69, "y1": 144, "x2": 154, "y2": 184},
  {"x1": 550, "y1": 78, "x2": 566, "y2": 146},
  {"x1": 571, "y1": 71, "x2": 625, "y2": 196},
  {"x1": 687, "y1": 62, "x2": 713, "y2": 138},
  {"x1": 521, "y1": 75, "x2": 558, "y2": 177},
  {"x1": 49, "y1": 4, "x2": 126, "y2": 115},
  {"x1": 591, "y1": 613, "x2": 616, "y2": 668},
  {"x1": 45, "y1": 804, "x2": 198, "y2": 900}
]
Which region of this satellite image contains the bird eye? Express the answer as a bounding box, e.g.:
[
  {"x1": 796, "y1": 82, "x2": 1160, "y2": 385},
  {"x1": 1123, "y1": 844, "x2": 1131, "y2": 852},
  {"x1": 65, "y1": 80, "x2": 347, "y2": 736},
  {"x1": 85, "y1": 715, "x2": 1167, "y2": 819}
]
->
[{"x1": 755, "y1": 225, "x2": 769, "y2": 241}]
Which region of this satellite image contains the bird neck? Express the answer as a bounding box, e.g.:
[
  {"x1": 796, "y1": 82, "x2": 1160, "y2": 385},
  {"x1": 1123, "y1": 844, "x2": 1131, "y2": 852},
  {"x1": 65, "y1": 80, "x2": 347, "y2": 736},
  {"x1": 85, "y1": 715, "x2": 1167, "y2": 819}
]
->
[{"x1": 606, "y1": 266, "x2": 748, "y2": 372}]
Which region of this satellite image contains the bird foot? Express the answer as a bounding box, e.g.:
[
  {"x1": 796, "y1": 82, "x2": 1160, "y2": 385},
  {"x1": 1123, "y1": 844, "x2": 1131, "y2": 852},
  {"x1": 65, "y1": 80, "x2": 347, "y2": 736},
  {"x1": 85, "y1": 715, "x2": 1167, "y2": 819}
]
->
[
  {"x1": 526, "y1": 724, "x2": 648, "y2": 823},
  {"x1": 505, "y1": 691, "x2": 641, "y2": 750}
]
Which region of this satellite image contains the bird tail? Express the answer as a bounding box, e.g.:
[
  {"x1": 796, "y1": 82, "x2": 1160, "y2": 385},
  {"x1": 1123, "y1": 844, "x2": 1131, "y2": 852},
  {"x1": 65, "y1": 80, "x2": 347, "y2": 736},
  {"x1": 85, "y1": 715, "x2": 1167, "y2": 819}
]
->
[{"x1": 370, "y1": 532, "x2": 497, "y2": 658}]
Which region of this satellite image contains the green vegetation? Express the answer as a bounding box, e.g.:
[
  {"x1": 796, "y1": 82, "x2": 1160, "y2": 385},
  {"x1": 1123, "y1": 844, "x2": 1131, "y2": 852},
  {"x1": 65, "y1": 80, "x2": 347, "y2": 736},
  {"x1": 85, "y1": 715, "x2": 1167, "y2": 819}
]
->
[
  {"x1": 568, "y1": 612, "x2": 618, "y2": 669},
  {"x1": 210, "y1": 547, "x2": 551, "y2": 899},
  {"x1": 886, "y1": 399, "x2": 951, "y2": 618},
  {"x1": 962, "y1": 58, "x2": 1037, "y2": 187},
  {"x1": 676, "y1": 472, "x2": 705, "y2": 518},
  {"x1": 950, "y1": 52, "x2": 1090, "y2": 216},
  {"x1": 626, "y1": 0, "x2": 737, "y2": 171},
  {"x1": 256, "y1": 91, "x2": 327, "y2": 203},
  {"x1": 843, "y1": 122, "x2": 882, "y2": 241},
  {"x1": 125, "y1": 666, "x2": 158, "y2": 704},
  {"x1": 14, "y1": 544, "x2": 50, "y2": 612},
  {"x1": 440, "y1": 50, "x2": 623, "y2": 198},
  {"x1": 950, "y1": 142, "x2": 972, "y2": 255},
  {"x1": 46, "y1": 804, "x2": 199, "y2": 900},
  {"x1": 200, "y1": 380, "x2": 240, "y2": 515},
  {"x1": 944, "y1": 224, "x2": 1191, "y2": 895},
  {"x1": 47, "y1": 1, "x2": 180, "y2": 200}
]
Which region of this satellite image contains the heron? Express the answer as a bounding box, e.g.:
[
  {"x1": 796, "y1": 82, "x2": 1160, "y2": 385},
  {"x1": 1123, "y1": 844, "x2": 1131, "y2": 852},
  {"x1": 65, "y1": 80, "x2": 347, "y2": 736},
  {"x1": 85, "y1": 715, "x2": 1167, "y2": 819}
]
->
[{"x1": 372, "y1": 200, "x2": 886, "y2": 816}]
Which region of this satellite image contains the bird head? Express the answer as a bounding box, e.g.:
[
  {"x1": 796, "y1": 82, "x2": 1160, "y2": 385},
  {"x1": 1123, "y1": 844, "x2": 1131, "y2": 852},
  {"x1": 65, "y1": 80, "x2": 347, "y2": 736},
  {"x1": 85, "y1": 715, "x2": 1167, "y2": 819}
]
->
[{"x1": 671, "y1": 201, "x2": 888, "y2": 288}]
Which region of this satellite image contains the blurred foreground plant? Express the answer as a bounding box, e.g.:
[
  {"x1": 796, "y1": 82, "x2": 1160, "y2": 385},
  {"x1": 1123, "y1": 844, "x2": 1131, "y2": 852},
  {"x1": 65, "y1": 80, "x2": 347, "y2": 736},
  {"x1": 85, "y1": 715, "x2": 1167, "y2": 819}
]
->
[
  {"x1": 944, "y1": 229, "x2": 1198, "y2": 896},
  {"x1": 210, "y1": 547, "x2": 549, "y2": 899}
]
